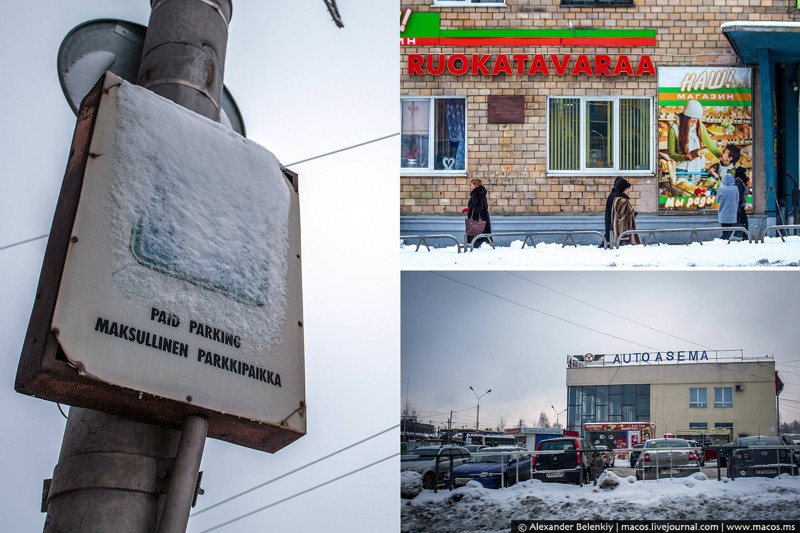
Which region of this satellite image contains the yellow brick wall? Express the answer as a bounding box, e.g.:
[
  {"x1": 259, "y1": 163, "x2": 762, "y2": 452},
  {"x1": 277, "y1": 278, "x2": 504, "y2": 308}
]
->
[{"x1": 399, "y1": 0, "x2": 798, "y2": 215}]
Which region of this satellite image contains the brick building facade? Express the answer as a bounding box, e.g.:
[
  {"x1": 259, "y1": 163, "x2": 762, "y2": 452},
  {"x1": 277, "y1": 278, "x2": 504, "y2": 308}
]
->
[{"x1": 399, "y1": 0, "x2": 800, "y2": 219}]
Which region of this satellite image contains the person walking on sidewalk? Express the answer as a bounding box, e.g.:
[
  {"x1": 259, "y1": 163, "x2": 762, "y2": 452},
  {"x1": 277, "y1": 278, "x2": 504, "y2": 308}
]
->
[
  {"x1": 464, "y1": 178, "x2": 492, "y2": 248},
  {"x1": 734, "y1": 166, "x2": 749, "y2": 231},
  {"x1": 717, "y1": 173, "x2": 740, "y2": 240},
  {"x1": 603, "y1": 177, "x2": 625, "y2": 247},
  {"x1": 611, "y1": 178, "x2": 641, "y2": 246}
]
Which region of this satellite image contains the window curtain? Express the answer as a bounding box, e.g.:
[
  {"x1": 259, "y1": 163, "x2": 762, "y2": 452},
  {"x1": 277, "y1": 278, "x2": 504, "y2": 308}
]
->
[
  {"x1": 445, "y1": 99, "x2": 465, "y2": 170},
  {"x1": 549, "y1": 98, "x2": 580, "y2": 171},
  {"x1": 620, "y1": 99, "x2": 650, "y2": 171}
]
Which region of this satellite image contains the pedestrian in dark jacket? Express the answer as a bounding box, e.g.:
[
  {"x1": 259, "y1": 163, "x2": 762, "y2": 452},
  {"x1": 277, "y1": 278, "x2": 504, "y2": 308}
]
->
[
  {"x1": 467, "y1": 178, "x2": 491, "y2": 247},
  {"x1": 604, "y1": 177, "x2": 626, "y2": 246},
  {"x1": 611, "y1": 178, "x2": 641, "y2": 246},
  {"x1": 734, "y1": 166, "x2": 748, "y2": 231},
  {"x1": 717, "y1": 173, "x2": 739, "y2": 240}
]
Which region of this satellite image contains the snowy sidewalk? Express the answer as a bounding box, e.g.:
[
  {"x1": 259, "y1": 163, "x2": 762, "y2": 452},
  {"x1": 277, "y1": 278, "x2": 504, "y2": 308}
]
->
[{"x1": 400, "y1": 236, "x2": 800, "y2": 268}]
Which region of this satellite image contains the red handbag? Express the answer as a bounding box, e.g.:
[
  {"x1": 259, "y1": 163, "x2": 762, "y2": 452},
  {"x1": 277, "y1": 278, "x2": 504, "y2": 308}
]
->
[{"x1": 465, "y1": 217, "x2": 487, "y2": 237}]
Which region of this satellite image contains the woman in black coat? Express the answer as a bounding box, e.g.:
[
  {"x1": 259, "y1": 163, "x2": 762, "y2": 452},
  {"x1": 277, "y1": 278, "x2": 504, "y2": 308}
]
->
[
  {"x1": 467, "y1": 178, "x2": 492, "y2": 247},
  {"x1": 604, "y1": 177, "x2": 625, "y2": 246}
]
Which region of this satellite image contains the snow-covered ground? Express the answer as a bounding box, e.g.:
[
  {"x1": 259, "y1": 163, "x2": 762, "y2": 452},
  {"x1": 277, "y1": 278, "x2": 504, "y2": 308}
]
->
[
  {"x1": 400, "y1": 236, "x2": 800, "y2": 268},
  {"x1": 401, "y1": 471, "x2": 800, "y2": 533}
]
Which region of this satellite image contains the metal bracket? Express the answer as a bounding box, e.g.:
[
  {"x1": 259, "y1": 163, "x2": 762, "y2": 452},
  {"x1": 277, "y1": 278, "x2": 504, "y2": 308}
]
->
[{"x1": 41, "y1": 479, "x2": 52, "y2": 513}]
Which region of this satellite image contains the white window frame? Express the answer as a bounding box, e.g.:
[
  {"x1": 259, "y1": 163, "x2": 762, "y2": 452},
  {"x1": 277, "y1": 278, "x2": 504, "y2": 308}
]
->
[
  {"x1": 400, "y1": 96, "x2": 468, "y2": 176},
  {"x1": 689, "y1": 387, "x2": 707, "y2": 408},
  {"x1": 546, "y1": 95, "x2": 655, "y2": 176},
  {"x1": 714, "y1": 387, "x2": 733, "y2": 408},
  {"x1": 433, "y1": 0, "x2": 507, "y2": 7}
]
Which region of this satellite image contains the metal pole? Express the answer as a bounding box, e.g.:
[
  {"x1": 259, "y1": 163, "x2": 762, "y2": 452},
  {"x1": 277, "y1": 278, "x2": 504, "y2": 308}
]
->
[
  {"x1": 475, "y1": 400, "x2": 480, "y2": 431},
  {"x1": 44, "y1": 2, "x2": 231, "y2": 532},
  {"x1": 44, "y1": 408, "x2": 179, "y2": 533},
  {"x1": 158, "y1": 416, "x2": 209, "y2": 533}
]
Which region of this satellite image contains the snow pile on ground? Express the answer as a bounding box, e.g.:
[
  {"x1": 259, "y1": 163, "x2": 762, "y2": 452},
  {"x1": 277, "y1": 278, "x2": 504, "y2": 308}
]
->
[
  {"x1": 401, "y1": 475, "x2": 800, "y2": 533},
  {"x1": 400, "y1": 237, "x2": 800, "y2": 268},
  {"x1": 402, "y1": 471, "x2": 424, "y2": 499}
]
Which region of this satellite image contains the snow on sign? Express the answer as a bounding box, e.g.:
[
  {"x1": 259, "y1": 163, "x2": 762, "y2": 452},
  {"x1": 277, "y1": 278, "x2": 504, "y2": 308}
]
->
[{"x1": 20, "y1": 72, "x2": 304, "y2": 452}]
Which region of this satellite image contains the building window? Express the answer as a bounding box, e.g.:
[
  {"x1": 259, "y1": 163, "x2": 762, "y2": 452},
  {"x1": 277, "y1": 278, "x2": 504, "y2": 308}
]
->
[
  {"x1": 689, "y1": 422, "x2": 708, "y2": 430},
  {"x1": 547, "y1": 96, "x2": 653, "y2": 175},
  {"x1": 433, "y1": 0, "x2": 507, "y2": 6},
  {"x1": 401, "y1": 97, "x2": 466, "y2": 173},
  {"x1": 561, "y1": 0, "x2": 634, "y2": 6},
  {"x1": 689, "y1": 388, "x2": 707, "y2": 408},
  {"x1": 714, "y1": 387, "x2": 733, "y2": 408},
  {"x1": 567, "y1": 384, "x2": 649, "y2": 429}
]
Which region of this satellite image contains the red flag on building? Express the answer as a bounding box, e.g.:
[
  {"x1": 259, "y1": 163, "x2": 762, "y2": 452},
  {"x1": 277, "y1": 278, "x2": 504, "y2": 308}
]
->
[{"x1": 776, "y1": 371, "x2": 784, "y2": 396}]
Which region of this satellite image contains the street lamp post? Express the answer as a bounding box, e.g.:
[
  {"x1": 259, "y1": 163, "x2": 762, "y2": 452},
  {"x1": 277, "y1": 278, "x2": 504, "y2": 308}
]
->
[
  {"x1": 551, "y1": 405, "x2": 567, "y2": 428},
  {"x1": 470, "y1": 386, "x2": 492, "y2": 431}
]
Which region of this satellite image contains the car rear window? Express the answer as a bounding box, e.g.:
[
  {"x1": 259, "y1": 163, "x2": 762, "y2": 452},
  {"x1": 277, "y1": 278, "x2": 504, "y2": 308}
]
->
[
  {"x1": 539, "y1": 440, "x2": 576, "y2": 451},
  {"x1": 737, "y1": 437, "x2": 783, "y2": 446}
]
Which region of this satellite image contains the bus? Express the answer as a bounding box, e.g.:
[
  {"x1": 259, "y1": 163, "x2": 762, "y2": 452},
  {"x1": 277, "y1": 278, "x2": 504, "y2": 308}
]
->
[{"x1": 465, "y1": 433, "x2": 516, "y2": 447}]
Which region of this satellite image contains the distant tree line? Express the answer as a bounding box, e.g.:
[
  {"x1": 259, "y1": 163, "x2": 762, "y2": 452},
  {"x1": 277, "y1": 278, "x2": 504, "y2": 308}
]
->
[{"x1": 780, "y1": 419, "x2": 800, "y2": 434}]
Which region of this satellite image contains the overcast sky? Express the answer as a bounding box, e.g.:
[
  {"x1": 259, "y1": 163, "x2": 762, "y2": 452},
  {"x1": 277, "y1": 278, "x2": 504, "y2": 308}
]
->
[
  {"x1": 0, "y1": 2, "x2": 398, "y2": 531},
  {"x1": 402, "y1": 271, "x2": 800, "y2": 433}
]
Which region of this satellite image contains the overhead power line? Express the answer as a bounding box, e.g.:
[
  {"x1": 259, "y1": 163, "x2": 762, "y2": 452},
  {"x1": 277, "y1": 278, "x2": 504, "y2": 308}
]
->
[
  {"x1": 283, "y1": 132, "x2": 399, "y2": 168},
  {"x1": 431, "y1": 272, "x2": 664, "y2": 352},
  {"x1": 431, "y1": 272, "x2": 780, "y2": 383},
  {"x1": 0, "y1": 233, "x2": 48, "y2": 252},
  {"x1": 505, "y1": 272, "x2": 715, "y2": 351},
  {"x1": 198, "y1": 453, "x2": 398, "y2": 532},
  {"x1": 192, "y1": 424, "x2": 399, "y2": 517}
]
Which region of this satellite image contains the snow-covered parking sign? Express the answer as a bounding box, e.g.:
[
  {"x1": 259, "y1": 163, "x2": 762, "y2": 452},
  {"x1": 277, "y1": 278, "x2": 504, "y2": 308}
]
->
[{"x1": 17, "y1": 73, "x2": 305, "y2": 452}]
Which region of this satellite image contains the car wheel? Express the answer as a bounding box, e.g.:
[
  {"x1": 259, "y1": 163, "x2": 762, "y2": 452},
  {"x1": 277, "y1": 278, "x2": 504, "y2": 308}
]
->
[
  {"x1": 422, "y1": 472, "x2": 436, "y2": 490},
  {"x1": 503, "y1": 474, "x2": 511, "y2": 488}
]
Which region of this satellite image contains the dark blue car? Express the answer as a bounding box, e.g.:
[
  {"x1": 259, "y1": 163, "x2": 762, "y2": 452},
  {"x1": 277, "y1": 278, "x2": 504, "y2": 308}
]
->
[{"x1": 444, "y1": 446, "x2": 533, "y2": 489}]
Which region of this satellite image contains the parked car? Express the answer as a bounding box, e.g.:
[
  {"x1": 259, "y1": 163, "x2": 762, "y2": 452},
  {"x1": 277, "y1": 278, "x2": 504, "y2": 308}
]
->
[
  {"x1": 779, "y1": 435, "x2": 800, "y2": 468},
  {"x1": 464, "y1": 444, "x2": 488, "y2": 454},
  {"x1": 629, "y1": 443, "x2": 645, "y2": 468},
  {"x1": 685, "y1": 439, "x2": 705, "y2": 467},
  {"x1": 594, "y1": 444, "x2": 614, "y2": 468},
  {"x1": 727, "y1": 436, "x2": 798, "y2": 479},
  {"x1": 400, "y1": 445, "x2": 470, "y2": 489},
  {"x1": 530, "y1": 437, "x2": 604, "y2": 485},
  {"x1": 634, "y1": 438, "x2": 701, "y2": 480},
  {"x1": 445, "y1": 446, "x2": 533, "y2": 489}
]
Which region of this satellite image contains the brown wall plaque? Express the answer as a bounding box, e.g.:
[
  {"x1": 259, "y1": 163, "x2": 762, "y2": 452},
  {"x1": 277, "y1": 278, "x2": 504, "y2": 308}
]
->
[{"x1": 488, "y1": 95, "x2": 526, "y2": 124}]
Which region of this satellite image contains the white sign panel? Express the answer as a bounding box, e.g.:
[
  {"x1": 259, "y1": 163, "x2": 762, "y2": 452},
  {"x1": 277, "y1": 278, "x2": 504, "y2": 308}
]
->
[{"x1": 52, "y1": 74, "x2": 305, "y2": 432}]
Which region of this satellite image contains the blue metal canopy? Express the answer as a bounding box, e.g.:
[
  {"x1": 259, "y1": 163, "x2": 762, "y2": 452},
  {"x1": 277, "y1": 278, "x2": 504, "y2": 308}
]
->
[
  {"x1": 723, "y1": 22, "x2": 800, "y2": 64},
  {"x1": 721, "y1": 22, "x2": 800, "y2": 220}
]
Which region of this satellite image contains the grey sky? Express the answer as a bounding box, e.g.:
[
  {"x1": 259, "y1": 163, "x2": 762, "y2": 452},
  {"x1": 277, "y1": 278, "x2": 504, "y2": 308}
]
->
[
  {"x1": 1, "y1": 2, "x2": 398, "y2": 531},
  {"x1": 402, "y1": 271, "x2": 800, "y2": 432}
]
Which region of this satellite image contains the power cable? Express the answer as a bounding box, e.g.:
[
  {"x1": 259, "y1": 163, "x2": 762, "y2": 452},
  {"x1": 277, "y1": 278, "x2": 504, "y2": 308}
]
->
[
  {"x1": 283, "y1": 132, "x2": 399, "y2": 168},
  {"x1": 431, "y1": 272, "x2": 665, "y2": 352},
  {"x1": 505, "y1": 272, "x2": 716, "y2": 351},
  {"x1": 197, "y1": 453, "x2": 398, "y2": 532},
  {"x1": 192, "y1": 424, "x2": 399, "y2": 516},
  {"x1": 0, "y1": 233, "x2": 48, "y2": 252},
  {"x1": 57, "y1": 404, "x2": 68, "y2": 420},
  {"x1": 3, "y1": 133, "x2": 399, "y2": 253},
  {"x1": 430, "y1": 272, "x2": 780, "y2": 394}
]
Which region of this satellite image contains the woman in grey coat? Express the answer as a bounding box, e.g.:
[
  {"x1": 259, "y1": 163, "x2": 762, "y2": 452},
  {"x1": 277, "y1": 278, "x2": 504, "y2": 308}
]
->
[{"x1": 716, "y1": 173, "x2": 739, "y2": 240}]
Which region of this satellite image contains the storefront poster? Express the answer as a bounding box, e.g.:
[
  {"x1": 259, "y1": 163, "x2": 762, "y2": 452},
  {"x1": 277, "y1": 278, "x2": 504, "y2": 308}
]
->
[{"x1": 657, "y1": 67, "x2": 753, "y2": 214}]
